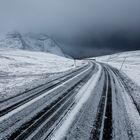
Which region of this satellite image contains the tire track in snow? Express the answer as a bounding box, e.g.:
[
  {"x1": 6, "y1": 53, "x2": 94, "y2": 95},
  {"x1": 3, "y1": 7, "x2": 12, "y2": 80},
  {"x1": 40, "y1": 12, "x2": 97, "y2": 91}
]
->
[
  {"x1": 0, "y1": 64, "x2": 89, "y2": 116},
  {"x1": 0, "y1": 62, "x2": 95, "y2": 140},
  {"x1": 51, "y1": 63, "x2": 102, "y2": 140},
  {"x1": 10, "y1": 68, "x2": 94, "y2": 140},
  {"x1": 90, "y1": 67, "x2": 112, "y2": 140}
]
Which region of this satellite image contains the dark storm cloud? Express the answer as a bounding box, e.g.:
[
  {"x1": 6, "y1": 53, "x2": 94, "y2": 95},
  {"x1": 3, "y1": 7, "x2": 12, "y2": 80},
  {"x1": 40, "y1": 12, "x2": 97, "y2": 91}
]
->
[
  {"x1": 57, "y1": 30, "x2": 140, "y2": 58},
  {"x1": 0, "y1": 0, "x2": 140, "y2": 58}
]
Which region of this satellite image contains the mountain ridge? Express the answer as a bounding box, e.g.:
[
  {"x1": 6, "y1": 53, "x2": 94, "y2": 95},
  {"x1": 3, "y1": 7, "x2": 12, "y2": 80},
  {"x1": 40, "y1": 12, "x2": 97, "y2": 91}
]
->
[{"x1": 0, "y1": 32, "x2": 66, "y2": 57}]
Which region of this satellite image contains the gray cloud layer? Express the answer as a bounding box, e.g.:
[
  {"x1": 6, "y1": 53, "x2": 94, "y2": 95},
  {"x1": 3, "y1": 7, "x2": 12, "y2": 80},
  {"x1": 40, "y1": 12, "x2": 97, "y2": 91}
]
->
[{"x1": 0, "y1": 0, "x2": 140, "y2": 58}]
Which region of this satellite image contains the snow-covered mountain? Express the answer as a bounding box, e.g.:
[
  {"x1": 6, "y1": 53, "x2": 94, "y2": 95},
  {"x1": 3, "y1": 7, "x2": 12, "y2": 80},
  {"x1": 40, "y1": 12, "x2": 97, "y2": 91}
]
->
[{"x1": 0, "y1": 32, "x2": 65, "y2": 57}]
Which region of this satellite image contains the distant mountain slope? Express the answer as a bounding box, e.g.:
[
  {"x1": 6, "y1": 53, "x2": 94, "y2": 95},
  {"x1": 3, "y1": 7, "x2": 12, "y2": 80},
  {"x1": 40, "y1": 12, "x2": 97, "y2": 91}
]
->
[{"x1": 0, "y1": 32, "x2": 65, "y2": 57}]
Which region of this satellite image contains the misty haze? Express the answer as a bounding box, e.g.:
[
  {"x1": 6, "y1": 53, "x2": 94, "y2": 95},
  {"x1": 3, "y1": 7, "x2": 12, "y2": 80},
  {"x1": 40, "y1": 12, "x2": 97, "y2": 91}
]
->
[{"x1": 0, "y1": 1, "x2": 140, "y2": 140}]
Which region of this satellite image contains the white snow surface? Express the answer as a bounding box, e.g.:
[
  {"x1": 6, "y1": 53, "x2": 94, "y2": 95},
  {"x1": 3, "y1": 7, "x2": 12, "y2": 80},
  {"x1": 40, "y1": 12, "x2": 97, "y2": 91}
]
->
[
  {"x1": 0, "y1": 48, "x2": 84, "y2": 100},
  {"x1": 95, "y1": 50, "x2": 140, "y2": 86}
]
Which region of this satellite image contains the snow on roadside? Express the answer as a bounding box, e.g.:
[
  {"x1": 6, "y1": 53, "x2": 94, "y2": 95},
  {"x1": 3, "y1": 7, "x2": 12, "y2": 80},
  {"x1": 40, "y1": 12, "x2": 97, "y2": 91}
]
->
[
  {"x1": 0, "y1": 48, "x2": 85, "y2": 101},
  {"x1": 95, "y1": 51, "x2": 140, "y2": 135},
  {"x1": 51, "y1": 63, "x2": 102, "y2": 140},
  {"x1": 95, "y1": 50, "x2": 140, "y2": 86},
  {"x1": 118, "y1": 75, "x2": 140, "y2": 139}
]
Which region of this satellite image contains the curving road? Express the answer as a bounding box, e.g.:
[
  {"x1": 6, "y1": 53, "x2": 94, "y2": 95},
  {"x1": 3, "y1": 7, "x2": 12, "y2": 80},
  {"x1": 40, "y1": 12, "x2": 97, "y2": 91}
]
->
[{"x1": 0, "y1": 61, "x2": 140, "y2": 140}]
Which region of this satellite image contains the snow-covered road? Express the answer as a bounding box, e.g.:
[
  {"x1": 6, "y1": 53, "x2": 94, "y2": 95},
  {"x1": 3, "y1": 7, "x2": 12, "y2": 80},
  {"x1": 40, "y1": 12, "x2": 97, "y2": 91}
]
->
[
  {"x1": 51, "y1": 63, "x2": 140, "y2": 140},
  {"x1": 0, "y1": 61, "x2": 140, "y2": 140}
]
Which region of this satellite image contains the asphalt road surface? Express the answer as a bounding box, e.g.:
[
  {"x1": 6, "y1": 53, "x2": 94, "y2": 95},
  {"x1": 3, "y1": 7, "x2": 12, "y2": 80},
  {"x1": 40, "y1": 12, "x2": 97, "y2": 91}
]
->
[{"x1": 0, "y1": 61, "x2": 140, "y2": 140}]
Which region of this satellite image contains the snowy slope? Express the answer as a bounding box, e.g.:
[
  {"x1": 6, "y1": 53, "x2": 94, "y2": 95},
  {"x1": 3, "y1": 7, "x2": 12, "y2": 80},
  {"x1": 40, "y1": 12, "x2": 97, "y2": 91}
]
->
[
  {"x1": 96, "y1": 50, "x2": 140, "y2": 86},
  {"x1": 0, "y1": 48, "x2": 83, "y2": 100},
  {"x1": 0, "y1": 32, "x2": 65, "y2": 57}
]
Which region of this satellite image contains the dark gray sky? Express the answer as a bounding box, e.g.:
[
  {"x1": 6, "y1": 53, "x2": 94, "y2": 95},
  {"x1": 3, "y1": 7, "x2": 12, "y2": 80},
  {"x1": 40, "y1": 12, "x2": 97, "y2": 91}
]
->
[{"x1": 0, "y1": 0, "x2": 140, "y2": 58}]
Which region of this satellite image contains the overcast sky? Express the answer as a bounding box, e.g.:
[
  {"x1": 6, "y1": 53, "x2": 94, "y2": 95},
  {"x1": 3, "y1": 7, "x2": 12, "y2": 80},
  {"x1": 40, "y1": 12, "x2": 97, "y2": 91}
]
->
[{"x1": 0, "y1": 0, "x2": 140, "y2": 58}]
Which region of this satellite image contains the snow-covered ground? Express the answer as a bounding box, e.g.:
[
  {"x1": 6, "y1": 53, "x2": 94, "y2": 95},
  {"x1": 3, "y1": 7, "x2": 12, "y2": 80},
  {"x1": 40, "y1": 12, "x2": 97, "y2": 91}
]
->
[
  {"x1": 0, "y1": 48, "x2": 84, "y2": 101},
  {"x1": 96, "y1": 50, "x2": 140, "y2": 86}
]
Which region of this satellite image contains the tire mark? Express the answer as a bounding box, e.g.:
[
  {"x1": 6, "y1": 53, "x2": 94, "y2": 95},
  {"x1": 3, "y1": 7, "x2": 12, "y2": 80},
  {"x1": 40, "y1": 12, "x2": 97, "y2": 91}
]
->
[{"x1": 90, "y1": 67, "x2": 113, "y2": 140}]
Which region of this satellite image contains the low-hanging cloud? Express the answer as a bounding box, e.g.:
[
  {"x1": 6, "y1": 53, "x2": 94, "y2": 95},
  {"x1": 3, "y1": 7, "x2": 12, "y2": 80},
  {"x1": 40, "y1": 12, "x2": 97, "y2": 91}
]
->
[{"x1": 0, "y1": 0, "x2": 140, "y2": 58}]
